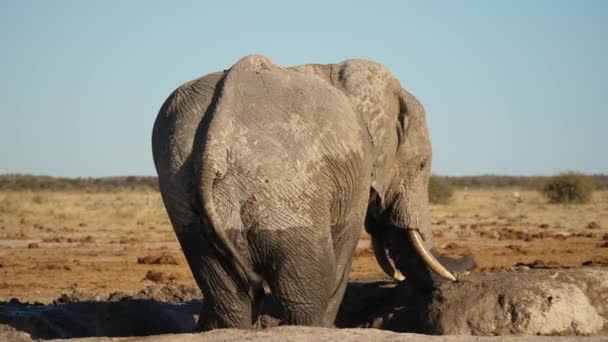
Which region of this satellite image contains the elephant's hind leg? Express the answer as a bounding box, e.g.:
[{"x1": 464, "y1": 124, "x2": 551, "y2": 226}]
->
[
  {"x1": 322, "y1": 220, "x2": 363, "y2": 326},
  {"x1": 254, "y1": 226, "x2": 336, "y2": 326},
  {"x1": 160, "y1": 182, "x2": 262, "y2": 328},
  {"x1": 176, "y1": 229, "x2": 261, "y2": 330}
]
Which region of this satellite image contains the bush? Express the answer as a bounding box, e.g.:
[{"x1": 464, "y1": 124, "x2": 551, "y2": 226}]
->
[
  {"x1": 428, "y1": 175, "x2": 453, "y2": 204},
  {"x1": 542, "y1": 172, "x2": 595, "y2": 204}
]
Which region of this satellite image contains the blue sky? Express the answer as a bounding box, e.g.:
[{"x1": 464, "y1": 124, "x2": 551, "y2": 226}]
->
[{"x1": 1, "y1": 1, "x2": 606, "y2": 177}]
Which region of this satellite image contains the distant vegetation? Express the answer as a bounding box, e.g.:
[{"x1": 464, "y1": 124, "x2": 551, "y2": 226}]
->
[
  {"x1": 541, "y1": 172, "x2": 595, "y2": 204},
  {"x1": 435, "y1": 174, "x2": 608, "y2": 190},
  {"x1": 0, "y1": 174, "x2": 158, "y2": 192},
  {"x1": 428, "y1": 175, "x2": 454, "y2": 204},
  {"x1": 1, "y1": 173, "x2": 607, "y2": 192}
]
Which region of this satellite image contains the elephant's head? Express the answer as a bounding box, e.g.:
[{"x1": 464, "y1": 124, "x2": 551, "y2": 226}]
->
[{"x1": 299, "y1": 60, "x2": 456, "y2": 288}]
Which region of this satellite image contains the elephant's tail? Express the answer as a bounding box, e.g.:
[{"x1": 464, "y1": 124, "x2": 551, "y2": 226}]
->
[{"x1": 198, "y1": 169, "x2": 264, "y2": 293}]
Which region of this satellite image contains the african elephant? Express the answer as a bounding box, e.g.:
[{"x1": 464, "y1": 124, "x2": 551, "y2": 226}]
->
[{"x1": 152, "y1": 55, "x2": 458, "y2": 330}]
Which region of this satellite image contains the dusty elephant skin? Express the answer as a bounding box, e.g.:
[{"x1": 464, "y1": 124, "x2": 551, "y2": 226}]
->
[
  {"x1": 151, "y1": 55, "x2": 460, "y2": 329},
  {"x1": 1, "y1": 270, "x2": 606, "y2": 340}
]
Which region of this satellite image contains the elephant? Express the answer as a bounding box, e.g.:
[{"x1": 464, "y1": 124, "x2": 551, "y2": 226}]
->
[{"x1": 152, "y1": 55, "x2": 462, "y2": 330}]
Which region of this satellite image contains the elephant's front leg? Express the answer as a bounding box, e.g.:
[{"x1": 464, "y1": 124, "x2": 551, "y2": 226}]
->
[
  {"x1": 176, "y1": 230, "x2": 261, "y2": 330},
  {"x1": 321, "y1": 218, "x2": 365, "y2": 326}
]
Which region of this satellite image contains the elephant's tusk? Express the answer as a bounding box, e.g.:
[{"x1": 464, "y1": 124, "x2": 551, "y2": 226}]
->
[
  {"x1": 371, "y1": 233, "x2": 405, "y2": 281},
  {"x1": 408, "y1": 230, "x2": 457, "y2": 282}
]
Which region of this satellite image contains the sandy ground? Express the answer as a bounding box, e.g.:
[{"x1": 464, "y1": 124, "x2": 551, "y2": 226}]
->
[
  {"x1": 37, "y1": 327, "x2": 608, "y2": 342},
  {"x1": 3, "y1": 325, "x2": 606, "y2": 342},
  {"x1": 0, "y1": 188, "x2": 607, "y2": 303}
]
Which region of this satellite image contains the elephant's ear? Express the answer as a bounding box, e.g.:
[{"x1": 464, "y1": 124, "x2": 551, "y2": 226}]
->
[
  {"x1": 370, "y1": 89, "x2": 412, "y2": 203},
  {"x1": 332, "y1": 60, "x2": 404, "y2": 202},
  {"x1": 396, "y1": 88, "x2": 427, "y2": 148}
]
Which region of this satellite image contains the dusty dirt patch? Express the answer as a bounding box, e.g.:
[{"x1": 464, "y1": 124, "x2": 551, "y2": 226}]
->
[{"x1": 137, "y1": 253, "x2": 179, "y2": 265}]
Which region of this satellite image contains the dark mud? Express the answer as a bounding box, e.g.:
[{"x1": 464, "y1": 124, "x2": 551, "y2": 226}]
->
[
  {"x1": 54, "y1": 282, "x2": 202, "y2": 304},
  {"x1": 1, "y1": 269, "x2": 607, "y2": 340}
]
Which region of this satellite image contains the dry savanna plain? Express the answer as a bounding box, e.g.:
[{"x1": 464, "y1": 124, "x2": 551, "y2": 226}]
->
[{"x1": 0, "y1": 187, "x2": 607, "y2": 303}]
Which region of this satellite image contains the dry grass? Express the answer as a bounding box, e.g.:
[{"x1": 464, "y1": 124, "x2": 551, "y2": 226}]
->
[
  {"x1": 423, "y1": 188, "x2": 608, "y2": 272},
  {"x1": 0, "y1": 190, "x2": 169, "y2": 233},
  {"x1": 431, "y1": 188, "x2": 608, "y2": 230},
  {"x1": 0, "y1": 188, "x2": 607, "y2": 302}
]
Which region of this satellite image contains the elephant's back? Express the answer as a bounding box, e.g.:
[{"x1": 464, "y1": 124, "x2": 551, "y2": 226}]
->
[
  {"x1": 197, "y1": 56, "x2": 372, "y2": 231},
  {"x1": 200, "y1": 56, "x2": 370, "y2": 186}
]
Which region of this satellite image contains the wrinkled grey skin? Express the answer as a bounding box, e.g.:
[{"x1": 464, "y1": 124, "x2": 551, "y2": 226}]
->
[{"x1": 152, "y1": 55, "x2": 440, "y2": 330}]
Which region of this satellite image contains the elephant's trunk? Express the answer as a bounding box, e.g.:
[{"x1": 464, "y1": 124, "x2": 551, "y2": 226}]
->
[
  {"x1": 371, "y1": 228, "x2": 456, "y2": 283},
  {"x1": 371, "y1": 233, "x2": 405, "y2": 281}
]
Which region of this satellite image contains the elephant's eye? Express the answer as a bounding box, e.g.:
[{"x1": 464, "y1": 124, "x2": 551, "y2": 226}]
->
[{"x1": 419, "y1": 162, "x2": 426, "y2": 170}]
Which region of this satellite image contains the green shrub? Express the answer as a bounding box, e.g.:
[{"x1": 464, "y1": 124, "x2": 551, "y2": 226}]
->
[
  {"x1": 542, "y1": 172, "x2": 595, "y2": 204},
  {"x1": 428, "y1": 175, "x2": 453, "y2": 204}
]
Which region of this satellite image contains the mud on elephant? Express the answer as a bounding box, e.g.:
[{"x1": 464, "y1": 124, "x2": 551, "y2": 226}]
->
[{"x1": 152, "y1": 55, "x2": 462, "y2": 330}]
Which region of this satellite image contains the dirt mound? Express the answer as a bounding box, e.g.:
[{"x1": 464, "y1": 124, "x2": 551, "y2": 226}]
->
[
  {"x1": 52, "y1": 282, "x2": 202, "y2": 304},
  {"x1": 0, "y1": 324, "x2": 31, "y2": 342},
  {"x1": 582, "y1": 258, "x2": 608, "y2": 267},
  {"x1": 143, "y1": 270, "x2": 178, "y2": 283},
  {"x1": 137, "y1": 253, "x2": 179, "y2": 265}
]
